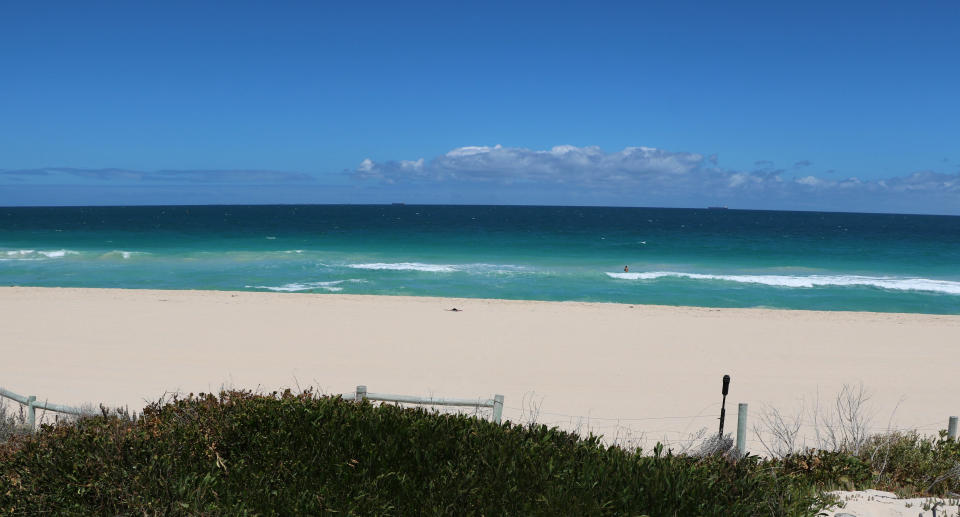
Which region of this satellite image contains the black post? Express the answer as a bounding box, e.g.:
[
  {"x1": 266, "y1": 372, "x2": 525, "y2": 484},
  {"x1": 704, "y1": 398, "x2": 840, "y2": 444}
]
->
[{"x1": 718, "y1": 374, "x2": 730, "y2": 437}]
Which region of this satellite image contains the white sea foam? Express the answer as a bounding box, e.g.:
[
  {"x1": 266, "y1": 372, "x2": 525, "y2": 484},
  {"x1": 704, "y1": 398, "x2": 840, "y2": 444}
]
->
[
  {"x1": 606, "y1": 271, "x2": 960, "y2": 295},
  {"x1": 258, "y1": 283, "x2": 343, "y2": 292},
  {"x1": 104, "y1": 250, "x2": 149, "y2": 259},
  {"x1": 3, "y1": 250, "x2": 36, "y2": 261},
  {"x1": 348, "y1": 262, "x2": 461, "y2": 273},
  {"x1": 3, "y1": 249, "x2": 79, "y2": 259},
  {"x1": 346, "y1": 262, "x2": 528, "y2": 274},
  {"x1": 44, "y1": 249, "x2": 80, "y2": 258},
  {"x1": 246, "y1": 279, "x2": 366, "y2": 292}
]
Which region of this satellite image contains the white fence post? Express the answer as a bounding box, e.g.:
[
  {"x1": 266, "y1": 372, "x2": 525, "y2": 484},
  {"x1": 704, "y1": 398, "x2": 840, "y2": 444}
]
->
[
  {"x1": 492, "y1": 394, "x2": 504, "y2": 424},
  {"x1": 949, "y1": 416, "x2": 958, "y2": 440},
  {"x1": 356, "y1": 385, "x2": 367, "y2": 401},
  {"x1": 736, "y1": 403, "x2": 748, "y2": 453},
  {"x1": 1, "y1": 387, "x2": 95, "y2": 431},
  {"x1": 26, "y1": 395, "x2": 36, "y2": 430}
]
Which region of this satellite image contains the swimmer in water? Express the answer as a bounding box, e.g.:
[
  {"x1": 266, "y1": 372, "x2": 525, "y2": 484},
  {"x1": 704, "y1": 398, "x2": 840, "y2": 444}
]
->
[{"x1": 624, "y1": 265, "x2": 629, "y2": 272}]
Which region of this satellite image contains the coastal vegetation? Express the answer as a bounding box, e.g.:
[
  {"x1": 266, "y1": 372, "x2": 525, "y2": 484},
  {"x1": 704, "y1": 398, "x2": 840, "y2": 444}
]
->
[{"x1": 0, "y1": 390, "x2": 957, "y2": 516}]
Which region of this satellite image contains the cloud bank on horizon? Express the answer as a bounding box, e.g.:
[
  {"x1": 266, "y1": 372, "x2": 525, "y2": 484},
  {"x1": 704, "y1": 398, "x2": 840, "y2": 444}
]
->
[
  {"x1": 2, "y1": 145, "x2": 959, "y2": 214},
  {"x1": 352, "y1": 144, "x2": 960, "y2": 213},
  {"x1": 0, "y1": 167, "x2": 313, "y2": 184}
]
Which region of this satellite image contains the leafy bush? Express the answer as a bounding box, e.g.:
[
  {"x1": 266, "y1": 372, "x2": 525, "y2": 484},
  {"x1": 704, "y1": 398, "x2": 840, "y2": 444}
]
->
[
  {"x1": 772, "y1": 449, "x2": 873, "y2": 490},
  {"x1": 772, "y1": 431, "x2": 960, "y2": 497},
  {"x1": 861, "y1": 430, "x2": 960, "y2": 496},
  {"x1": 0, "y1": 390, "x2": 830, "y2": 516}
]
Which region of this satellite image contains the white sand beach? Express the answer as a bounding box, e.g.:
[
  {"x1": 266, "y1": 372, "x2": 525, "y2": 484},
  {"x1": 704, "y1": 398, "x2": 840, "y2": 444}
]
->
[
  {"x1": 828, "y1": 490, "x2": 960, "y2": 517},
  {"x1": 2, "y1": 286, "x2": 959, "y2": 452}
]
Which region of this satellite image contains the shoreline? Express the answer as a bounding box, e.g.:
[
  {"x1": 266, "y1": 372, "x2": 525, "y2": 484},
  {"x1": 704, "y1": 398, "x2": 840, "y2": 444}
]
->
[
  {"x1": 6, "y1": 284, "x2": 960, "y2": 319},
  {"x1": 3, "y1": 286, "x2": 959, "y2": 451}
]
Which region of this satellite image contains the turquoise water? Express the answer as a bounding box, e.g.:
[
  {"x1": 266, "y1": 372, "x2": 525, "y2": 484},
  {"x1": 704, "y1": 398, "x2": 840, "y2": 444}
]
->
[{"x1": 2, "y1": 205, "x2": 959, "y2": 314}]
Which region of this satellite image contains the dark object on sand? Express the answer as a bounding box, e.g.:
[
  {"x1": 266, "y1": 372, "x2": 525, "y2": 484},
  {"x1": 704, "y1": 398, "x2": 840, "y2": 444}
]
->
[
  {"x1": 719, "y1": 374, "x2": 730, "y2": 437},
  {"x1": 448, "y1": 308, "x2": 461, "y2": 312}
]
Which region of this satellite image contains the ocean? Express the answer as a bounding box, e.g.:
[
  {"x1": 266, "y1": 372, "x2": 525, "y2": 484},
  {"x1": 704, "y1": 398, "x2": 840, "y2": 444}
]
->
[{"x1": 1, "y1": 204, "x2": 959, "y2": 314}]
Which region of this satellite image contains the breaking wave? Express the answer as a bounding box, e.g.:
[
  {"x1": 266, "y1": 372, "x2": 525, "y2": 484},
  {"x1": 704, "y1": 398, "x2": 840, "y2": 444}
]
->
[
  {"x1": 606, "y1": 271, "x2": 960, "y2": 295},
  {"x1": 2, "y1": 249, "x2": 80, "y2": 260},
  {"x1": 346, "y1": 262, "x2": 529, "y2": 274},
  {"x1": 348, "y1": 262, "x2": 461, "y2": 272},
  {"x1": 245, "y1": 279, "x2": 366, "y2": 292}
]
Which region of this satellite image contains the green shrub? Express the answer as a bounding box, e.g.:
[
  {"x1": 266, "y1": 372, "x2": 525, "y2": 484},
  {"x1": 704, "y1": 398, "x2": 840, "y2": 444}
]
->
[
  {"x1": 860, "y1": 431, "x2": 960, "y2": 496},
  {"x1": 0, "y1": 390, "x2": 829, "y2": 516},
  {"x1": 771, "y1": 431, "x2": 960, "y2": 497},
  {"x1": 772, "y1": 449, "x2": 873, "y2": 490}
]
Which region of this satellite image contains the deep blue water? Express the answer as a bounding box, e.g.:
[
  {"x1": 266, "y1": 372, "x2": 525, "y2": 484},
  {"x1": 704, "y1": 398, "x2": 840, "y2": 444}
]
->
[{"x1": 2, "y1": 205, "x2": 959, "y2": 314}]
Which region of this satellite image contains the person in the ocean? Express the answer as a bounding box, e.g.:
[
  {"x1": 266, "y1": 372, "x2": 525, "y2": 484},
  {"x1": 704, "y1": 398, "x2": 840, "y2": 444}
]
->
[{"x1": 624, "y1": 265, "x2": 629, "y2": 272}]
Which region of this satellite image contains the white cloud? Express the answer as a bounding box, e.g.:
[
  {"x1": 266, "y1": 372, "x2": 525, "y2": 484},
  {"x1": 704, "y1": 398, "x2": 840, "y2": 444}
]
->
[
  {"x1": 885, "y1": 170, "x2": 960, "y2": 192},
  {"x1": 355, "y1": 144, "x2": 706, "y2": 185},
  {"x1": 727, "y1": 172, "x2": 753, "y2": 187},
  {"x1": 445, "y1": 145, "x2": 502, "y2": 157},
  {"x1": 357, "y1": 159, "x2": 375, "y2": 172},
  {"x1": 795, "y1": 175, "x2": 822, "y2": 186}
]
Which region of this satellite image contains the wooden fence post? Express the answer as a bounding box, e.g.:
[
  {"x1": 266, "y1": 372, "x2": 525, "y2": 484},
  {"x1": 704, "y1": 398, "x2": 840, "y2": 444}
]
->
[
  {"x1": 492, "y1": 395, "x2": 504, "y2": 424},
  {"x1": 949, "y1": 416, "x2": 958, "y2": 440},
  {"x1": 26, "y1": 395, "x2": 36, "y2": 430},
  {"x1": 736, "y1": 403, "x2": 748, "y2": 453}
]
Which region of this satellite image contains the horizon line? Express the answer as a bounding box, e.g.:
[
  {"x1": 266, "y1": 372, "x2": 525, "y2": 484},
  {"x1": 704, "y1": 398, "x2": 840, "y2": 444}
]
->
[{"x1": 2, "y1": 202, "x2": 958, "y2": 218}]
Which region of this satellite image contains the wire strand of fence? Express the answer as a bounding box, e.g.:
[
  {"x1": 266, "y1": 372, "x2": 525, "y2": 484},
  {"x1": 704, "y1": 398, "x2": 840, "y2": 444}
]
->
[
  {"x1": 502, "y1": 403, "x2": 948, "y2": 433},
  {"x1": 791, "y1": 419, "x2": 945, "y2": 432},
  {"x1": 503, "y1": 405, "x2": 721, "y2": 422},
  {"x1": 494, "y1": 400, "x2": 952, "y2": 454}
]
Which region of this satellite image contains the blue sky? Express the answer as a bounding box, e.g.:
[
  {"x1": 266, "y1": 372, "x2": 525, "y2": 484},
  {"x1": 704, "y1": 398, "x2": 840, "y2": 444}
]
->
[{"x1": 1, "y1": 1, "x2": 958, "y2": 213}]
